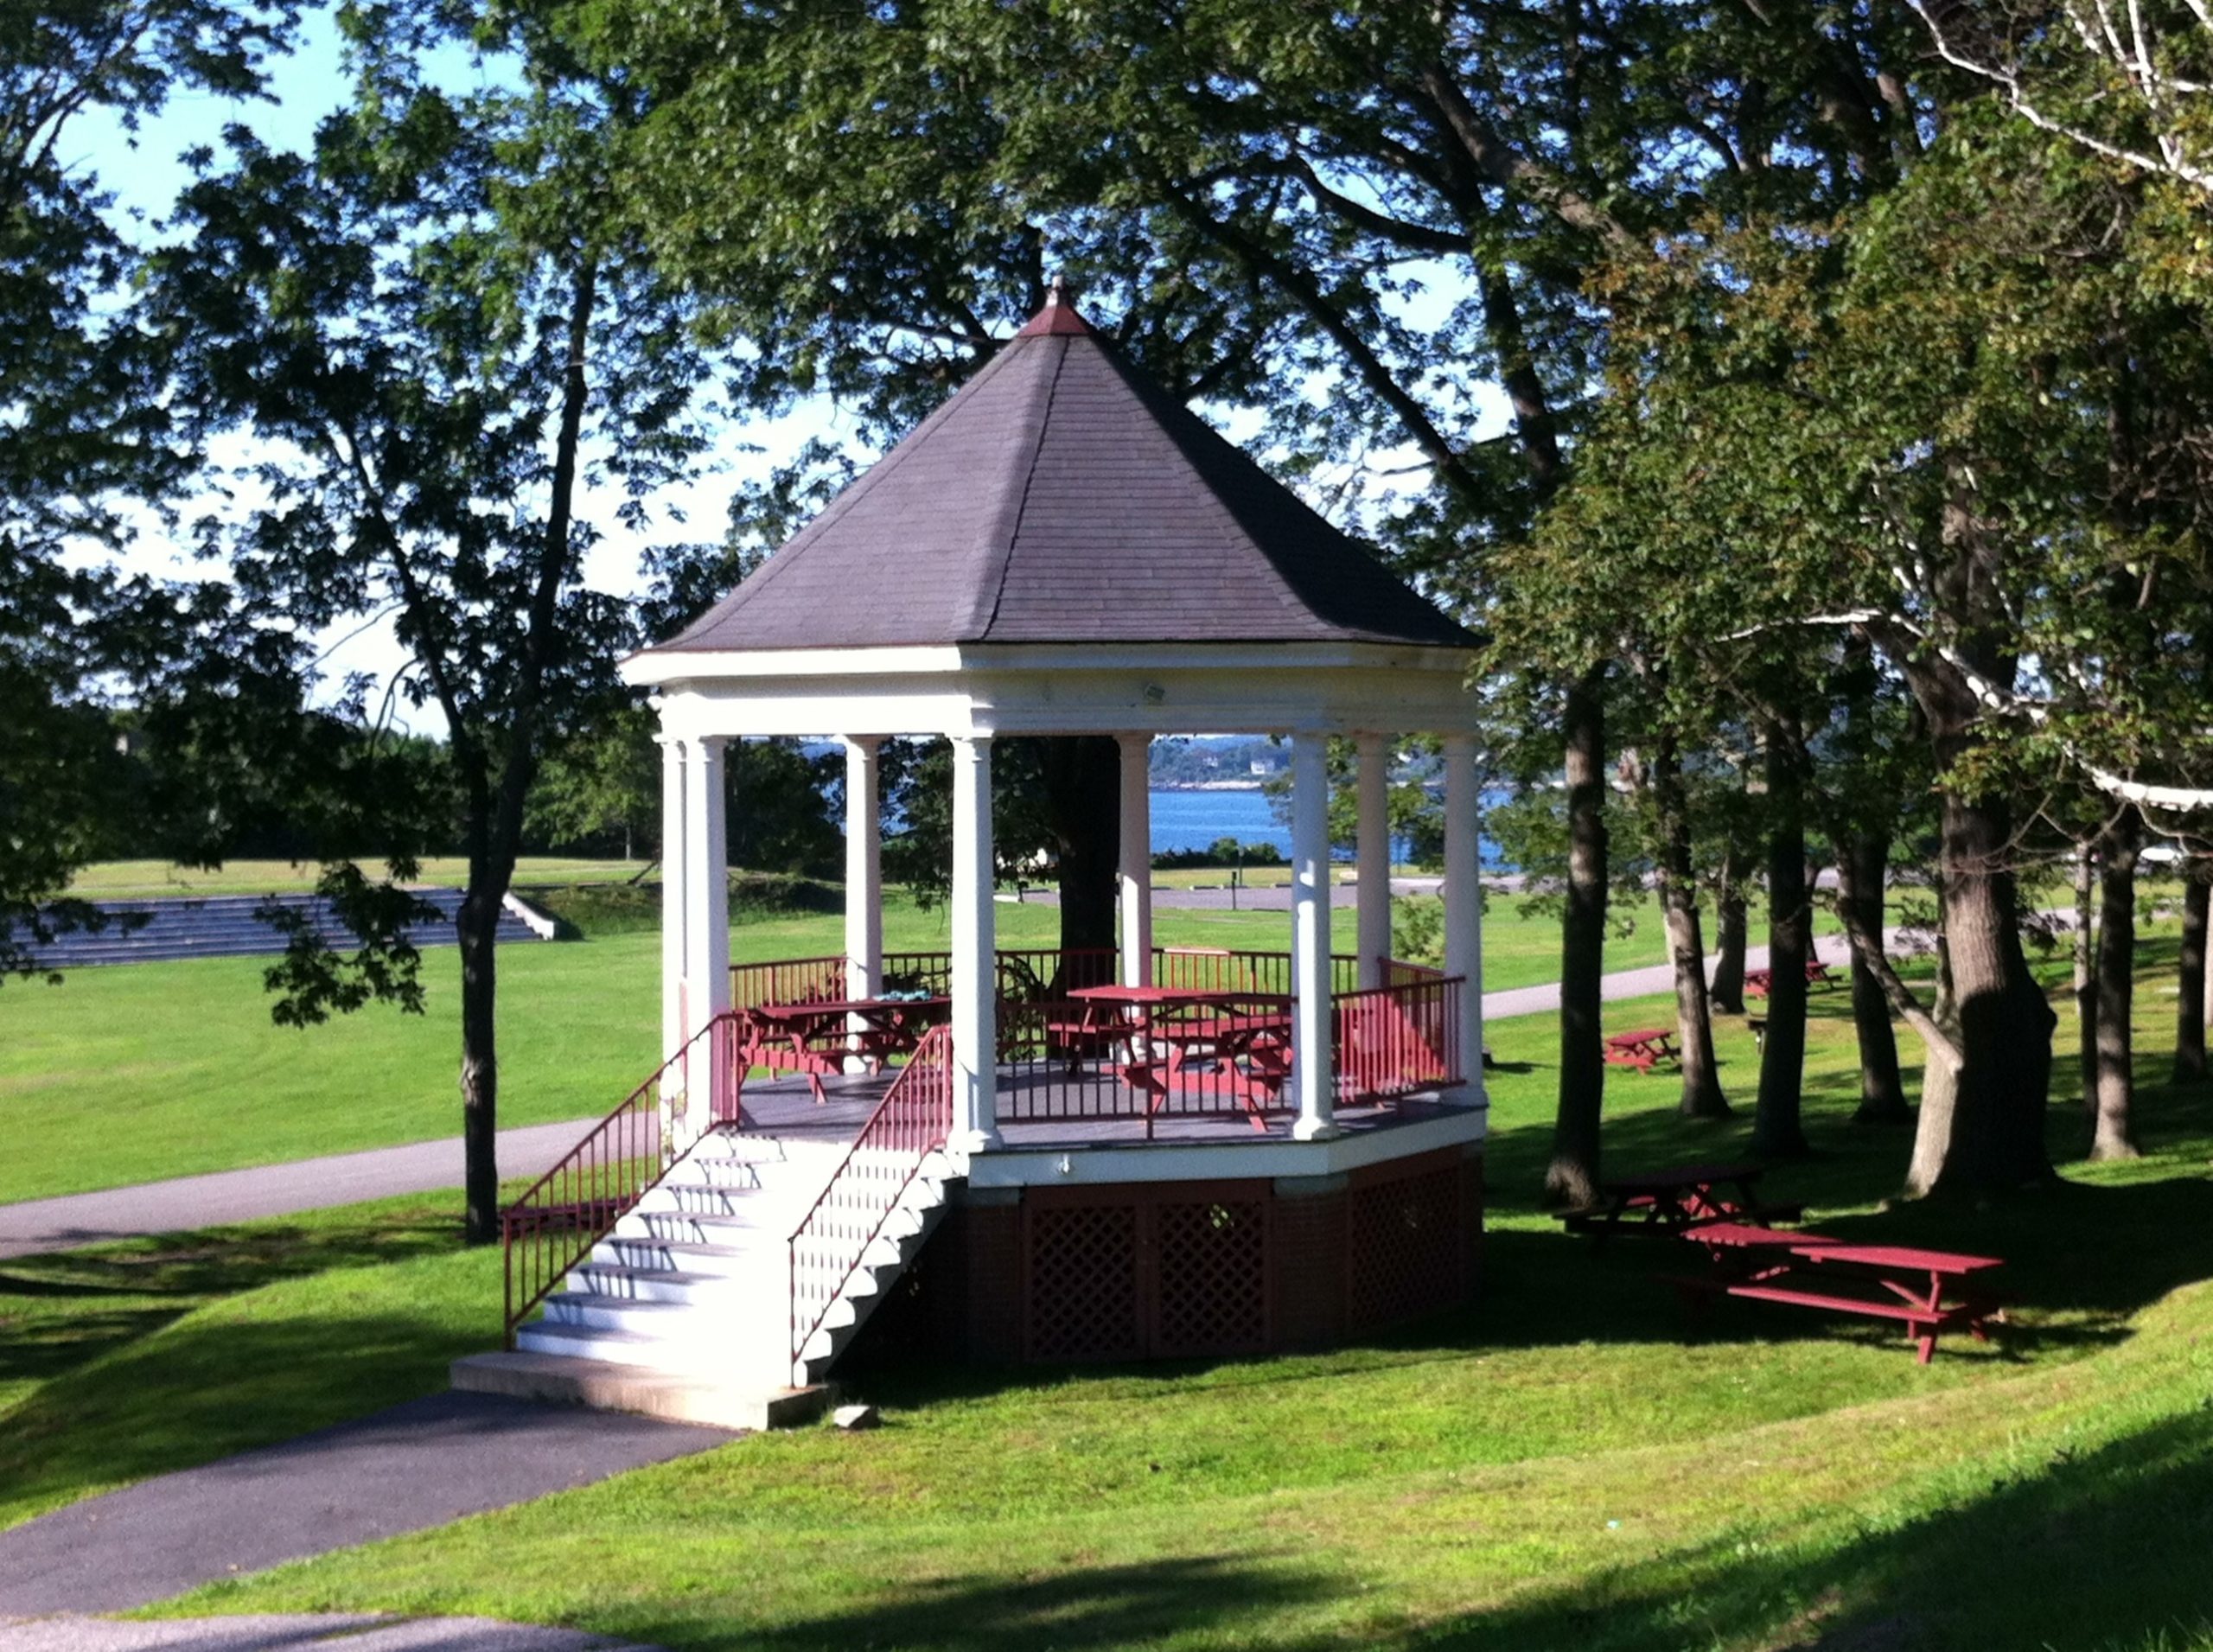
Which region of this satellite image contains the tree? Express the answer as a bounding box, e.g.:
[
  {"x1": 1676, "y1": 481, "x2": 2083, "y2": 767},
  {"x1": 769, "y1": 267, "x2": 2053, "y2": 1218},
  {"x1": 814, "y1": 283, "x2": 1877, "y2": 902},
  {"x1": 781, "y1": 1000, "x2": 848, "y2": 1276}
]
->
[
  {"x1": 150, "y1": 0, "x2": 709, "y2": 1241},
  {"x1": 1, "y1": 0, "x2": 296, "y2": 976}
]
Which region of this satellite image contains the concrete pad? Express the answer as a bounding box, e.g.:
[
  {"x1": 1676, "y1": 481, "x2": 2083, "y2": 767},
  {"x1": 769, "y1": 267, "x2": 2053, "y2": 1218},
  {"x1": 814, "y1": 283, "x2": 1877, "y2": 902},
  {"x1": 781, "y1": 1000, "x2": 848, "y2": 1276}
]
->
[
  {"x1": 0, "y1": 1394, "x2": 734, "y2": 1618},
  {"x1": 0, "y1": 1616, "x2": 659, "y2": 1652}
]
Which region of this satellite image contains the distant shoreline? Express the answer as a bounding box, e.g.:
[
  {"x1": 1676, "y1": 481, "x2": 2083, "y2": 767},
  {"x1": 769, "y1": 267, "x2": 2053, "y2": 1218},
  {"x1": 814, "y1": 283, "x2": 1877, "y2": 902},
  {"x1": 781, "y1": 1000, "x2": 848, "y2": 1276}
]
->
[{"x1": 1151, "y1": 780, "x2": 1270, "y2": 792}]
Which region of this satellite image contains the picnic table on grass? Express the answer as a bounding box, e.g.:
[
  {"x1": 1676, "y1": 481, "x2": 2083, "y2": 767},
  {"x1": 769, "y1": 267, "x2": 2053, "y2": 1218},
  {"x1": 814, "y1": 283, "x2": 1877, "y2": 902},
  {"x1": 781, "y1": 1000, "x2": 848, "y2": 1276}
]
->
[
  {"x1": 1677, "y1": 1221, "x2": 2006, "y2": 1363},
  {"x1": 742, "y1": 995, "x2": 953, "y2": 1104},
  {"x1": 1559, "y1": 1161, "x2": 1802, "y2": 1240},
  {"x1": 1744, "y1": 958, "x2": 1837, "y2": 999},
  {"x1": 1604, "y1": 1026, "x2": 1680, "y2": 1073},
  {"x1": 1063, "y1": 985, "x2": 1294, "y2": 1135}
]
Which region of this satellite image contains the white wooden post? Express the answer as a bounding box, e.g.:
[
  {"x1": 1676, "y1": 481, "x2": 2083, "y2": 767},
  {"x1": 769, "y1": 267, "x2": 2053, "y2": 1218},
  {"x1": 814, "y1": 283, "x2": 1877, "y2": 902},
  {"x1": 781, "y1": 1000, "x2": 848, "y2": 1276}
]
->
[
  {"x1": 949, "y1": 735, "x2": 1001, "y2": 1153},
  {"x1": 1118, "y1": 732, "x2": 1153, "y2": 987},
  {"x1": 682, "y1": 735, "x2": 731, "y2": 1138},
  {"x1": 660, "y1": 735, "x2": 689, "y2": 1066},
  {"x1": 1444, "y1": 733, "x2": 1485, "y2": 1106},
  {"x1": 1290, "y1": 730, "x2": 1339, "y2": 1140},
  {"x1": 844, "y1": 736, "x2": 883, "y2": 1068},
  {"x1": 1355, "y1": 731, "x2": 1391, "y2": 990}
]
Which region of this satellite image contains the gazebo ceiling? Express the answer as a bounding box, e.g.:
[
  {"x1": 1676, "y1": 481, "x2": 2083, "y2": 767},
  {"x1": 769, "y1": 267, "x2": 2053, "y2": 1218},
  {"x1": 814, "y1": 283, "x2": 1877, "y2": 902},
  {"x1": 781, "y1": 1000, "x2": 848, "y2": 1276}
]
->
[{"x1": 644, "y1": 287, "x2": 1478, "y2": 657}]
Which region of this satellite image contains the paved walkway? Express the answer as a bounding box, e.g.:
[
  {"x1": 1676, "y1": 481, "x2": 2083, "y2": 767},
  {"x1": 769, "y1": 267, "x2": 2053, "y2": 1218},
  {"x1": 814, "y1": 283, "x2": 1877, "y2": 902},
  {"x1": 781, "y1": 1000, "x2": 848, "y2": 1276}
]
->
[
  {"x1": 0, "y1": 1617, "x2": 658, "y2": 1652},
  {"x1": 0, "y1": 1120, "x2": 600, "y2": 1260},
  {"x1": 1479, "y1": 931, "x2": 1860, "y2": 1022},
  {"x1": 0, "y1": 1394, "x2": 731, "y2": 1619}
]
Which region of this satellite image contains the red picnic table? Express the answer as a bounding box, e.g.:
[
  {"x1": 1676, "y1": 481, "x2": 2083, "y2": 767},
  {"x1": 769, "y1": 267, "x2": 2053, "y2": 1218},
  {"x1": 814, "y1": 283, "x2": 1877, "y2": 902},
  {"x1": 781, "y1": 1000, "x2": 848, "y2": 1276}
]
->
[
  {"x1": 1604, "y1": 1026, "x2": 1680, "y2": 1073},
  {"x1": 1064, "y1": 985, "x2": 1294, "y2": 1135},
  {"x1": 1680, "y1": 1221, "x2": 2005, "y2": 1363},
  {"x1": 1743, "y1": 958, "x2": 1836, "y2": 999},
  {"x1": 741, "y1": 995, "x2": 951, "y2": 1105},
  {"x1": 1560, "y1": 1161, "x2": 1804, "y2": 1240}
]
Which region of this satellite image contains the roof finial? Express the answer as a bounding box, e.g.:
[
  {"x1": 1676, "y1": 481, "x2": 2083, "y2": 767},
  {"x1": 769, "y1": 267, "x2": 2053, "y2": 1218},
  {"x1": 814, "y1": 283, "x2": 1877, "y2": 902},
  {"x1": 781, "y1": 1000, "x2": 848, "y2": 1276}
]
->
[{"x1": 1016, "y1": 272, "x2": 1094, "y2": 338}]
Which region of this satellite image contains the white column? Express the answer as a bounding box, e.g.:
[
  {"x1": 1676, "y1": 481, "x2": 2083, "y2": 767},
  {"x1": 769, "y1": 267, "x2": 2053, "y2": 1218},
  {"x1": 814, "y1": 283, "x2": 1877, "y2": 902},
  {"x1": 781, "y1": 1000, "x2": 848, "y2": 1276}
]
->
[
  {"x1": 1290, "y1": 730, "x2": 1338, "y2": 1140},
  {"x1": 1444, "y1": 733, "x2": 1485, "y2": 1107},
  {"x1": 949, "y1": 735, "x2": 1001, "y2": 1153},
  {"x1": 682, "y1": 736, "x2": 731, "y2": 1137},
  {"x1": 1118, "y1": 733, "x2": 1153, "y2": 987},
  {"x1": 844, "y1": 737, "x2": 885, "y2": 1071},
  {"x1": 660, "y1": 736, "x2": 689, "y2": 1068},
  {"x1": 1355, "y1": 731, "x2": 1391, "y2": 990},
  {"x1": 844, "y1": 737, "x2": 883, "y2": 1035}
]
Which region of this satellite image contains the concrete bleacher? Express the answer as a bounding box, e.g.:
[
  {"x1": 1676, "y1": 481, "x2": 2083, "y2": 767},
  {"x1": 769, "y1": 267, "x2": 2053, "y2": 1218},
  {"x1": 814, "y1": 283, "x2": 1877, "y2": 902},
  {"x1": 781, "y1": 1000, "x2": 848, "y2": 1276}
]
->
[{"x1": 13, "y1": 888, "x2": 545, "y2": 969}]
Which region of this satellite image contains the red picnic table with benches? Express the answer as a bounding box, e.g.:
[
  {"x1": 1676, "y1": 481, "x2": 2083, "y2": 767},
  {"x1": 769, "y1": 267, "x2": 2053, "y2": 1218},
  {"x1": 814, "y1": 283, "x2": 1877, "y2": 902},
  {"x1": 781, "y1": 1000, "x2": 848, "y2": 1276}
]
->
[
  {"x1": 1062, "y1": 984, "x2": 1294, "y2": 1135},
  {"x1": 1674, "y1": 1221, "x2": 2006, "y2": 1363},
  {"x1": 1560, "y1": 1161, "x2": 1802, "y2": 1238},
  {"x1": 1743, "y1": 958, "x2": 1837, "y2": 998},
  {"x1": 1559, "y1": 1162, "x2": 2008, "y2": 1362},
  {"x1": 1603, "y1": 1026, "x2": 1680, "y2": 1074},
  {"x1": 739, "y1": 994, "x2": 953, "y2": 1105}
]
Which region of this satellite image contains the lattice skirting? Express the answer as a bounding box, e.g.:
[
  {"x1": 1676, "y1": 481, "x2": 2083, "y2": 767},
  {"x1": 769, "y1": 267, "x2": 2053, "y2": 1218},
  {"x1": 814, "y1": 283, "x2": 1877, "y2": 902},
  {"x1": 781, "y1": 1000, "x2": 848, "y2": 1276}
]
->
[{"x1": 847, "y1": 1146, "x2": 1481, "y2": 1368}]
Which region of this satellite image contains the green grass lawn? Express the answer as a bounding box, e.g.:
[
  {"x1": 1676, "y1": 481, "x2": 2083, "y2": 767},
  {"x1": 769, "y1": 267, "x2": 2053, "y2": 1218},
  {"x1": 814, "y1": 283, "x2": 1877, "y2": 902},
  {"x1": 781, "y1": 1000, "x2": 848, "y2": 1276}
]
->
[
  {"x1": 1, "y1": 883, "x2": 1664, "y2": 1206},
  {"x1": 67, "y1": 858, "x2": 644, "y2": 900},
  {"x1": 0, "y1": 934, "x2": 2199, "y2": 1647}
]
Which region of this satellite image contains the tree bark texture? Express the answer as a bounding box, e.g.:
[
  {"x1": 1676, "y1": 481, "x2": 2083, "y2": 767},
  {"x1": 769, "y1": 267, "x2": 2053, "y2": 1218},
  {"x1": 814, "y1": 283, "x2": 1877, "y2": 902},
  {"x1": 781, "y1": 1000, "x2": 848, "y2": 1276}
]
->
[
  {"x1": 1753, "y1": 726, "x2": 1812, "y2": 1158},
  {"x1": 1547, "y1": 669, "x2": 1608, "y2": 1207},
  {"x1": 459, "y1": 883, "x2": 503, "y2": 1245},
  {"x1": 2177, "y1": 871, "x2": 2209, "y2": 1085},
  {"x1": 2075, "y1": 843, "x2": 2098, "y2": 1114},
  {"x1": 1655, "y1": 736, "x2": 1728, "y2": 1119},
  {"x1": 1838, "y1": 830, "x2": 1910, "y2": 1124},
  {"x1": 1711, "y1": 861, "x2": 1748, "y2": 1015},
  {"x1": 1040, "y1": 735, "x2": 1120, "y2": 979},
  {"x1": 1901, "y1": 786, "x2": 2057, "y2": 1196},
  {"x1": 2090, "y1": 813, "x2": 2141, "y2": 1160}
]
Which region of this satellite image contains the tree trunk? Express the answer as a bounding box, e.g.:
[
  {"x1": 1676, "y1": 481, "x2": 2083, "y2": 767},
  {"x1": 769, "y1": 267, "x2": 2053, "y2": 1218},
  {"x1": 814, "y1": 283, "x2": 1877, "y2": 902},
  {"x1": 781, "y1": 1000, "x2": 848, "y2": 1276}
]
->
[
  {"x1": 1839, "y1": 830, "x2": 1910, "y2": 1124},
  {"x1": 2090, "y1": 812, "x2": 2141, "y2": 1160},
  {"x1": 1901, "y1": 785, "x2": 2057, "y2": 1196},
  {"x1": 2074, "y1": 843, "x2": 2097, "y2": 1114},
  {"x1": 1041, "y1": 736, "x2": 1120, "y2": 979},
  {"x1": 1655, "y1": 735, "x2": 1727, "y2": 1119},
  {"x1": 1711, "y1": 858, "x2": 1748, "y2": 1015},
  {"x1": 1547, "y1": 667, "x2": 1608, "y2": 1206},
  {"x1": 2177, "y1": 871, "x2": 2209, "y2": 1085},
  {"x1": 459, "y1": 880, "x2": 503, "y2": 1245},
  {"x1": 1753, "y1": 724, "x2": 1812, "y2": 1158}
]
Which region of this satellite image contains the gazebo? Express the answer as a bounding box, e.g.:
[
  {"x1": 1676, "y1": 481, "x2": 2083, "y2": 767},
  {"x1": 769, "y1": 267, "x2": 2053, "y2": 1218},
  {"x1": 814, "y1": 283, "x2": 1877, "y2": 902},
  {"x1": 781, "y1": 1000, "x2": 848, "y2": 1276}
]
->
[{"x1": 462, "y1": 288, "x2": 1491, "y2": 1424}]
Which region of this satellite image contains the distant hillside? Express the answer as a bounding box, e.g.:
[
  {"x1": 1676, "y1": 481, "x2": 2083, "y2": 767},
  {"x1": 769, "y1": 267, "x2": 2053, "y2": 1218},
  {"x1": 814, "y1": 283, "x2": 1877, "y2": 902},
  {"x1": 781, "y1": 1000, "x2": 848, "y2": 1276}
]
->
[{"x1": 1148, "y1": 736, "x2": 1284, "y2": 789}]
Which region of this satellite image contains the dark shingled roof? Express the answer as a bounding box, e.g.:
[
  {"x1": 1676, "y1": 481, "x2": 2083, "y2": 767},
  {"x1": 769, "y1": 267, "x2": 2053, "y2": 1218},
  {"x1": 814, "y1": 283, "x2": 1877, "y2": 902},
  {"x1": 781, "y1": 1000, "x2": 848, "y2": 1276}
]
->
[{"x1": 652, "y1": 290, "x2": 1476, "y2": 654}]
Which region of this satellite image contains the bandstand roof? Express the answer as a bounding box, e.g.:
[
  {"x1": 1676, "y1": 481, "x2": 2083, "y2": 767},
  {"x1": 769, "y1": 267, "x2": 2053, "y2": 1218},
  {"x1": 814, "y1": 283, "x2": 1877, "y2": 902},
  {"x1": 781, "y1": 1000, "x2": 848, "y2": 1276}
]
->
[{"x1": 641, "y1": 287, "x2": 1477, "y2": 658}]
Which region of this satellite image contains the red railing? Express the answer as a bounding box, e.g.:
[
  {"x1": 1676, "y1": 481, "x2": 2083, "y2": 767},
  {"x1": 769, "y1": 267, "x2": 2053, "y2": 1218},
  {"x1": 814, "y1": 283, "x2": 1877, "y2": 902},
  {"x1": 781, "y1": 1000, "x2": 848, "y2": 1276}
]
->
[
  {"x1": 788, "y1": 1021, "x2": 955, "y2": 1375},
  {"x1": 1333, "y1": 975, "x2": 1464, "y2": 1105},
  {"x1": 502, "y1": 1011, "x2": 748, "y2": 1346},
  {"x1": 732, "y1": 954, "x2": 845, "y2": 1010},
  {"x1": 1151, "y1": 946, "x2": 1361, "y2": 996}
]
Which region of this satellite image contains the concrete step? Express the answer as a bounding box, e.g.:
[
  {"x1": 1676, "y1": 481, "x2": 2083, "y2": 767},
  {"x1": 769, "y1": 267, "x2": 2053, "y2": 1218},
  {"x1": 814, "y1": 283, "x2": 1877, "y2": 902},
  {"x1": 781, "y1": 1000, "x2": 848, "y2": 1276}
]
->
[{"x1": 452, "y1": 1350, "x2": 830, "y2": 1431}]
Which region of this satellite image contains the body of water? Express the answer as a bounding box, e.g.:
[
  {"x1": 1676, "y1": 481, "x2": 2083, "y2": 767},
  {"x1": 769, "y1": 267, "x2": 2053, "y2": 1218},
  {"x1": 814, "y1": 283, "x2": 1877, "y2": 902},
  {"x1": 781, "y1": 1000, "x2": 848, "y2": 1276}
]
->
[{"x1": 1148, "y1": 788, "x2": 1508, "y2": 867}]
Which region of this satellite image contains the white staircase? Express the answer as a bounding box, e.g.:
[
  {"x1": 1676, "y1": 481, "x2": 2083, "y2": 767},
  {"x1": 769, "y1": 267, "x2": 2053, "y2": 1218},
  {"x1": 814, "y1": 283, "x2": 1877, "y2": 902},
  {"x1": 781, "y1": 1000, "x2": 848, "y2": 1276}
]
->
[{"x1": 458, "y1": 1126, "x2": 953, "y2": 1421}]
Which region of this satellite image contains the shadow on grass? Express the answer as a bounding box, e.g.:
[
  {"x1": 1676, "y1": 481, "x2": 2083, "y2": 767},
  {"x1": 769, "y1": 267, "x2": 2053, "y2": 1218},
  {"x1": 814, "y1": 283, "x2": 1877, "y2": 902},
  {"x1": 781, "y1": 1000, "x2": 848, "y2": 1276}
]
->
[
  {"x1": 1407, "y1": 1407, "x2": 2213, "y2": 1652},
  {"x1": 632, "y1": 1553, "x2": 1336, "y2": 1652}
]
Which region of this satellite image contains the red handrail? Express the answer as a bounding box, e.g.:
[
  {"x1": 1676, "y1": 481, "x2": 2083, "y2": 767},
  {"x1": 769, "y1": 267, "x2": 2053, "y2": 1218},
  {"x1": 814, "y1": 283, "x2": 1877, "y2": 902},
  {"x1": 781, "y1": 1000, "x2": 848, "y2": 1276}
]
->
[
  {"x1": 501, "y1": 1011, "x2": 747, "y2": 1347},
  {"x1": 788, "y1": 1022, "x2": 954, "y2": 1376}
]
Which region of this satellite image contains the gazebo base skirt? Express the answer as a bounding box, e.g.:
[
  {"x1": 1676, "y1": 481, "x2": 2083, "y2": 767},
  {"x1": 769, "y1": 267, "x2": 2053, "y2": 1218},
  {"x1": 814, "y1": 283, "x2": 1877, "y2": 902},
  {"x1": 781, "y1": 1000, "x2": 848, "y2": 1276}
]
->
[{"x1": 849, "y1": 1142, "x2": 1483, "y2": 1367}]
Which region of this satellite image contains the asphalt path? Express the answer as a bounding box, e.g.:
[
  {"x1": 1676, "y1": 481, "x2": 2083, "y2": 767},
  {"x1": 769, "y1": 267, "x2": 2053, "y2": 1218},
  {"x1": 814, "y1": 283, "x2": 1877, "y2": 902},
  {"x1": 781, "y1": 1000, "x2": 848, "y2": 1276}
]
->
[
  {"x1": 0, "y1": 1394, "x2": 731, "y2": 1620},
  {"x1": 0, "y1": 1119, "x2": 600, "y2": 1260}
]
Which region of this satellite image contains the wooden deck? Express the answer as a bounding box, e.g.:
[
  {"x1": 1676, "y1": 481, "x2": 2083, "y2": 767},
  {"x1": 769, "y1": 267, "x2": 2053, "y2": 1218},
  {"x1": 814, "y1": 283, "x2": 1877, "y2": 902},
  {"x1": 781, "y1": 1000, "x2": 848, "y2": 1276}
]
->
[{"x1": 730, "y1": 1070, "x2": 1472, "y2": 1151}]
